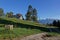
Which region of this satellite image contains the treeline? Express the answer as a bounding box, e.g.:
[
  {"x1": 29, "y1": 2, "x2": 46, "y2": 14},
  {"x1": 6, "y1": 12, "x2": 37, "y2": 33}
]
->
[
  {"x1": 0, "y1": 8, "x2": 24, "y2": 20},
  {"x1": 53, "y1": 20, "x2": 60, "y2": 27},
  {"x1": 49, "y1": 20, "x2": 60, "y2": 27},
  {"x1": 0, "y1": 5, "x2": 38, "y2": 22}
]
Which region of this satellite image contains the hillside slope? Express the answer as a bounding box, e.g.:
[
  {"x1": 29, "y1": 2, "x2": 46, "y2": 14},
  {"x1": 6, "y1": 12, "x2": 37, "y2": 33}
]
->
[
  {"x1": 0, "y1": 17, "x2": 60, "y2": 40},
  {"x1": 0, "y1": 17, "x2": 42, "y2": 26}
]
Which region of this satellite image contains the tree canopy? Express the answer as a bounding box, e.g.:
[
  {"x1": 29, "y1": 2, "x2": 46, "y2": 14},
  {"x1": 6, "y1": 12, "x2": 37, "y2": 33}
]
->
[
  {"x1": 26, "y1": 5, "x2": 38, "y2": 22},
  {"x1": 0, "y1": 8, "x2": 4, "y2": 16}
]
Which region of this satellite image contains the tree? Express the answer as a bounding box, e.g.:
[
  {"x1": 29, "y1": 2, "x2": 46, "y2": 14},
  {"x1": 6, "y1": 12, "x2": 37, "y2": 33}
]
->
[
  {"x1": 26, "y1": 12, "x2": 32, "y2": 20},
  {"x1": 53, "y1": 20, "x2": 57, "y2": 26},
  {"x1": 0, "y1": 8, "x2": 4, "y2": 16},
  {"x1": 25, "y1": 5, "x2": 33, "y2": 21},
  {"x1": 6, "y1": 12, "x2": 9, "y2": 17},
  {"x1": 26, "y1": 5, "x2": 38, "y2": 22},
  {"x1": 57, "y1": 20, "x2": 60, "y2": 27},
  {"x1": 32, "y1": 8, "x2": 37, "y2": 22},
  {"x1": 28, "y1": 5, "x2": 33, "y2": 12},
  {"x1": 6, "y1": 11, "x2": 13, "y2": 18}
]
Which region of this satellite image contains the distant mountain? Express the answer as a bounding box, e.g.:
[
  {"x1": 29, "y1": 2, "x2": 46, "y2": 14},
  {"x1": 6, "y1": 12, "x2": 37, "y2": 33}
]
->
[{"x1": 38, "y1": 19, "x2": 58, "y2": 24}]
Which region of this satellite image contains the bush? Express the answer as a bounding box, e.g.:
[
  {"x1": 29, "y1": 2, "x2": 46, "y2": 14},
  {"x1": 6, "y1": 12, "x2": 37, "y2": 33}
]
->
[{"x1": 0, "y1": 24, "x2": 5, "y2": 27}]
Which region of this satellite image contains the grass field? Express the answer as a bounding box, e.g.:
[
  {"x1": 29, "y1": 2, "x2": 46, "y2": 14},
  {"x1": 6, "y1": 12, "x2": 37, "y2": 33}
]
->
[
  {"x1": 0, "y1": 17, "x2": 60, "y2": 39},
  {"x1": 0, "y1": 17, "x2": 44, "y2": 27},
  {"x1": 0, "y1": 27, "x2": 42, "y2": 39},
  {"x1": 0, "y1": 27, "x2": 60, "y2": 39}
]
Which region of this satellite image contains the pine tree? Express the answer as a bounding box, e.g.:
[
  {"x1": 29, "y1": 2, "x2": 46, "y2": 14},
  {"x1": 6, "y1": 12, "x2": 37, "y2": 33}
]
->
[
  {"x1": 0, "y1": 8, "x2": 4, "y2": 16},
  {"x1": 57, "y1": 20, "x2": 60, "y2": 27},
  {"x1": 26, "y1": 5, "x2": 38, "y2": 22},
  {"x1": 53, "y1": 20, "x2": 57, "y2": 26},
  {"x1": 26, "y1": 5, "x2": 33, "y2": 21},
  {"x1": 32, "y1": 8, "x2": 37, "y2": 22}
]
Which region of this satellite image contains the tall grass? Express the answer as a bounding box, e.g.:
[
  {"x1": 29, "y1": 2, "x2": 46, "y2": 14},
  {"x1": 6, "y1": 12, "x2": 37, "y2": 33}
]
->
[{"x1": 0, "y1": 27, "x2": 42, "y2": 38}]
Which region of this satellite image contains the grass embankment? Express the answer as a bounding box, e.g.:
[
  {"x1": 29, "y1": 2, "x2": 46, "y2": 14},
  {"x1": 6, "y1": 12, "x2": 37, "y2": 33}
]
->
[
  {"x1": 0, "y1": 17, "x2": 44, "y2": 27},
  {"x1": 0, "y1": 17, "x2": 60, "y2": 39},
  {"x1": 0, "y1": 17, "x2": 43, "y2": 38}
]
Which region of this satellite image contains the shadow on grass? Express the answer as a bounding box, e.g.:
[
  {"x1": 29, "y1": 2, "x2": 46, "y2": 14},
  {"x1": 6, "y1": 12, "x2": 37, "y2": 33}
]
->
[{"x1": 0, "y1": 18, "x2": 60, "y2": 34}]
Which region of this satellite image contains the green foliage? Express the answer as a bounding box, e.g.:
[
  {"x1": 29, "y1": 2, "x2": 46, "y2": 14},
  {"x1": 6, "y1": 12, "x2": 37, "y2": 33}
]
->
[
  {"x1": 32, "y1": 8, "x2": 37, "y2": 22},
  {"x1": 53, "y1": 20, "x2": 57, "y2": 26},
  {"x1": 0, "y1": 24, "x2": 4, "y2": 27},
  {"x1": 26, "y1": 12, "x2": 32, "y2": 21},
  {"x1": 6, "y1": 11, "x2": 13, "y2": 18},
  {"x1": 28, "y1": 5, "x2": 32, "y2": 9},
  {"x1": 26, "y1": 5, "x2": 33, "y2": 21},
  {"x1": 52, "y1": 20, "x2": 60, "y2": 27},
  {"x1": 26, "y1": 5, "x2": 38, "y2": 22},
  {"x1": 0, "y1": 8, "x2": 4, "y2": 16}
]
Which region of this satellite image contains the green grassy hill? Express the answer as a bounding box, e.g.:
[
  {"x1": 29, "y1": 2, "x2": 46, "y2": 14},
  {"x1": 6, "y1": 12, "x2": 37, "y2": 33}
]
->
[
  {"x1": 0, "y1": 17, "x2": 60, "y2": 39},
  {"x1": 0, "y1": 17, "x2": 46, "y2": 29},
  {"x1": 0, "y1": 17, "x2": 44, "y2": 39},
  {"x1": 0, "y1": 17, "x2": 43, "y2": 27}
]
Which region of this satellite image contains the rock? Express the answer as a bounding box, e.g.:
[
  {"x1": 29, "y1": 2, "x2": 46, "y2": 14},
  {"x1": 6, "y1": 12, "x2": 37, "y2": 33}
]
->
[{"x1": 5, "y1": 25, "x2": 13, "y2": 30}]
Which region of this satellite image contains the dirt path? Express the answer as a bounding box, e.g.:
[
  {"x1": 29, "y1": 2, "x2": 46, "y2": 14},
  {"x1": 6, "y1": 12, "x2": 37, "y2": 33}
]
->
[
  {"x1": 20, "y1": 32, "x2": 60, "y2": 40},
  {"x1": 20, "y1": 33, "x2": 47, "y2": 40},
  {"x1": 0, "y1": 32, "x2": 60, "y2": 40}
]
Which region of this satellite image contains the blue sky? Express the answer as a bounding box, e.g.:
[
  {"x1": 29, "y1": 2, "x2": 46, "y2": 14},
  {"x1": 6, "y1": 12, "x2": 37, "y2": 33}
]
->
[{"x1": 0, "y1": 0, "x2": 60, "y2": 19}]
